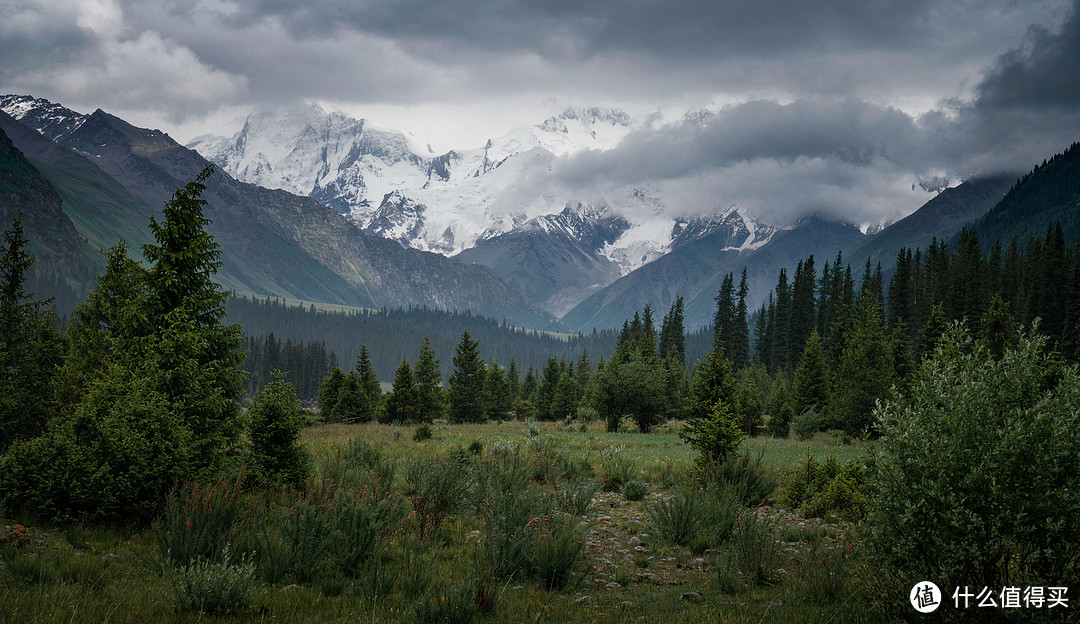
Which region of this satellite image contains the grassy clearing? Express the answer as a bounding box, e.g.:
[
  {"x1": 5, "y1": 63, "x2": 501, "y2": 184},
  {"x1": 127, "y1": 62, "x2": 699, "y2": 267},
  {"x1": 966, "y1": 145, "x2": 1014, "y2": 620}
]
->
[{"x1": 1, "y1": 421, "x2": 876, "y2": 623}]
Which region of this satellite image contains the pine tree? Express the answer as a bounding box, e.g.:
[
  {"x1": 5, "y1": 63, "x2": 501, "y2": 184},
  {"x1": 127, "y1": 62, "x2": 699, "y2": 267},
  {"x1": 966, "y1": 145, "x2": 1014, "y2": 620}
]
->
[
  {"x1": 330, "y1": 371, "x2": 365, "y2": 422},
  {"x1": 766, "y1": 379, "x2": 793, "y2": 438},
  {"x1": 449, "y1": 329, "x2": 486, "y2": 423},
  {"x1": 482, "y1": 362, "x2": 513, "y2": 420},
  {"x1": 549, "y1": 371, "x2": 578, "y2": 421},
  {"x1": 248, "y1": 371, "x2": 309, "y2": 488},
  {"x1": 830, "y1": 298, "x2": 893, "y2": 436},
  {"x1": 317, "y1": 366, "x2": 347, "y2": 421},
  {"x1": 731, "y1": 268, "x2": 751, "y2": 370},
  {"x1": 414, "y1": 337, "x2": 448, "y2": 422},
  {"x1": 787, "y1": 256, "x2": 817, "y2": 367},
  {"x1": 0, "y1": 216, "x2": 63, "y2": 451},
  {"x1": 792, "y1": 329, "x2": 828, "y2": 415},
  {"x1": 687, "y1": 333, "x2": 739, "y2": 422},
  {"x1": 140, "y1": 165, "x2": 244, "y2": 473},
  {"x1": 383, "y1": 359, "x2": 418, "y2": 423},
  {"x1": 659, "y1": 296, "x2": 686, "y2": 367},
  {"x1": 355, "y1": 345, "x2": 382, "y2": 421}
]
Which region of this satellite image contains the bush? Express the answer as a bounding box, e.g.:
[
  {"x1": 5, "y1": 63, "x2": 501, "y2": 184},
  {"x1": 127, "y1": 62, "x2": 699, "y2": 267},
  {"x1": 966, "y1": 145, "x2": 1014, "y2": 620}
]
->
[
  {"x1": 680, "y1": 399, "x2": 745, "y2": 466},
  {"x1": 732, "y1": 509, "x2": 784, "y2": 586},
  {"x1": 794, "y1": 535, "x2": 850, "y2": 603},
  {"x1": 622, "y1": 480, "x2": 648, "y2": 501},
  {"x1": 782, "y1": 454, "x2": 868, "y2": 521},
  {"x1": 527, "y1": 512, "x2": 585, "y2": 589},
  {"x1": 404, "y1": 453, "x2": 470, "y2": 538},
  {"x1": 702, "y1": 450, "x2": 777, "y2": 508},
  {"x1": 867, "y1": 324, "x2": 1080, "y2": 602},
  {"x1": 556, "y1": 480, "x2": 600, "y2": 516},
  {"x1": 155, "y1": 473, "x2": 246, "y2": 568},
  {"x1": 646, "y1": 488, "x2": 703, "y2": 546},
  {"x1": 576, "y1": 406, "x2": 599, "y2": 423},
  {"x1": 599, "y1": 445, "x2": 636, "y2": 491},
  {"x1": 791, "y1": 408, "x2": 822, "y2": 440},
  {"x1": 169, "y1": 545, "x2": 258, "y2": 615},
  {"x1": 412, "y1": 423, "x2": 433, "y2": 442}
]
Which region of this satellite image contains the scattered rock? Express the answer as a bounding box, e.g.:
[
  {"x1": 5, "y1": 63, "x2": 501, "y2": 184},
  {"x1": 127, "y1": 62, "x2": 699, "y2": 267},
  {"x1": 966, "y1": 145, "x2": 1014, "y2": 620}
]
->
[
  {"x1": 573, "y1": 595, "x2": 591, "y2": 604},
  {"x1": 681, "y1": 592, "x2": 702, "y2": 602},
  {"x1": 605, "y1": 582, "x2": 622, "y2": 590}
]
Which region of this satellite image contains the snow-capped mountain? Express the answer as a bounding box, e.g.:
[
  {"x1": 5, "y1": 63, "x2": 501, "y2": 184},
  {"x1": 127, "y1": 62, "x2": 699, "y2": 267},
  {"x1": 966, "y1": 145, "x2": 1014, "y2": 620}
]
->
[
  {"x1": 188, "y1": 102, "x2": 787, "y2": 315},
  {"x1": 189, "y1": 104, "x2": 641, "y2": 256}
]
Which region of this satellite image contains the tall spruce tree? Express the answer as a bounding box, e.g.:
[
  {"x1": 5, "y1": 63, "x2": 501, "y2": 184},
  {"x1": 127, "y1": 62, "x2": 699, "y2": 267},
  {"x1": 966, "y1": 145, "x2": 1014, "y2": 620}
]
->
[
  {"x1": 414, "y1": 336, "x2": 448, "y2": 422},
  {"x1": 383, "y1": 359, "x2": 418, "y2": 423},
  {"x1": 793, "y1": 329, "x2": 828, "y2": 415},
  {"x1": 731, "y1": 268, "x2": 751, "y2": 370},
  {"x1": 449, "y1": 329, "x2": 486, "y2": 423},
  {"x1": 0, "y1": 216, "x2": 63, "y2": 451}
]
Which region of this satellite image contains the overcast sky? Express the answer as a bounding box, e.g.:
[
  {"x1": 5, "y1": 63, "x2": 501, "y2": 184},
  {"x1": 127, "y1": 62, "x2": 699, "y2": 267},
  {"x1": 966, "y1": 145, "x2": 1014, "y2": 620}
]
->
[{"x1": 2, "y1": 0, "x2": 1079, "y2": 225}]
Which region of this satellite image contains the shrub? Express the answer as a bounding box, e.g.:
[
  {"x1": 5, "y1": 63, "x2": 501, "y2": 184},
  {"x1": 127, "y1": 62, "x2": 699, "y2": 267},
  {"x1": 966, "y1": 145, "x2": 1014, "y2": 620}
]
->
[
  {"x1": 794, "y1": 535, "x2": 850, "y2": 603},
  {"x1": 622, "y1": 480, "x2": 648, "y2": 501},
  {"x1": 599, "y1": 445, "x2": 636, "y2": 491},
  {"x1": 732, "y1": 509, "x2": 784, "y2": 586},
  {"x1": 867, "y1": 324, "x2": 1080, "y2": 603},
  {"x1": 791, "y1": 408, "x2": 822, "y2": 440},
  {"x1": 680, "y1": 399, "x2": 745, "y2": 466},
  {"x1": 527, "y1": 512, "x2": 585, "y2": 589},
  {"x1": 702, "y1": 450, "x2": 777, "y2": 508},
  {"x1": 556, "y1": 480, "x2": 600, "y2": 516},
  {"x1": 404, "y1": 453, "x2": 470, "y2": 538},
  {"x1": 155, "y1": 473, "x2": 246, "y2": 568},
  {"x1": 782, "y1": 454, "x2": 869, "y2": 521},
  {"x1": 169, "y1": 545, "x2": 258, "y2": 615},
  {"x1": 576, "y1": 406, "x2": 599, "y2": 423},
  {"x1": 646, "y1": 488, "x2": 703, "y2": 546},
  {"x1": 412, "y1": 423, "x2": 433, "y2": 442},
  {"x1": 414, "y1": 577, "x2": 478, "y2": 624}
]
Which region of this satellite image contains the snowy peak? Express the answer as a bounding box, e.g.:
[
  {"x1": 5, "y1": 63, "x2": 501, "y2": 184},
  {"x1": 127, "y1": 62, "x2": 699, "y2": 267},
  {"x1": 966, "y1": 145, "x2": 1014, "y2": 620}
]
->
[
  {"x1": 524, "y1": 201, "x2": 631, "y2": 250},
  {"x1": 0, "y1": 94, "x2": 87, "y2": 143},
  {"x1": 671, "y1": 206, "x2": 779, "y2": 252},
  {"x1": 364, "y1": 190, "x2": 430, "y2": 249},
  {"x1": 191, "y1": 102, "x2": 432, "y2": 214}
]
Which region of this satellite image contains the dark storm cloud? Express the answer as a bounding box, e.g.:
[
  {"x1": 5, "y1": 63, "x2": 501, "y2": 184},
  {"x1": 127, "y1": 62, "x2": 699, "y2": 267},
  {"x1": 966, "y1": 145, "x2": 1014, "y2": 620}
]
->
[
  {"x1": 934, "y1": 0, "x2": 1080, "y2": 173},
  {"x1": 540, "y1": 0, "x2": 1080, "y2": 225},
  {"x1": 555, "y1": 98, "x2": 923, "y2": 188},
  {"x1": 229, "y1": 0, "x2": 968, "y2": 62}
]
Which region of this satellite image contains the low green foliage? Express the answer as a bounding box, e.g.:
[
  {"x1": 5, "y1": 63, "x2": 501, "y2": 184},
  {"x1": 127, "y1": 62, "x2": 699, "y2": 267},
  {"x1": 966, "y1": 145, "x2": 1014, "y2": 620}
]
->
[
  {"x1": 155, "y1": 473, "x2": 245, "y2": 568},
  {"x1": 680, "y1": 399, "x2": 745, "y2": 466},
  {"x1": 622, "y1": 479, "x2": 648, "y2": 501},
  {"x1": 169, "y1": 545, "x2": 258, "y2": 615},
  {"x1": 413, "y1": 423, "x2": 433, "y2": 442},
  {"x1": 403, "y1": 452, "x2": 470, "y2": 538},
  {"x1": 598, "y1": 444, "x2": 636, "y2": 491},
  {"x1": 782, "y1": 453, "x2": 869, "y2": 521},
  {"x1": 791, "y1": 408, "x2": 822, "y2": 440},
  {"x1": 646, "y1": 488, "x2": 704, "y2": 546},
  {"x1": 732, "y1": 509, "x2": 785, "y2": 586}
]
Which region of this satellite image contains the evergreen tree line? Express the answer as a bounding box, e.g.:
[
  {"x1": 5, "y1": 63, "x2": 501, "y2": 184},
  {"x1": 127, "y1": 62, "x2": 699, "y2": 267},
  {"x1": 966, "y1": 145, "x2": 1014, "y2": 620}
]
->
[
  {"x1": 724, "y1": 221, "x2": 1080, "y2": 438},
  {"x1": 314, "y1": 296, "x2": 740, "y2": 440},
  {"x1": 240, "y1": 333, "x2": 335, "y2": 403},
  {"x1": 227, "y1": 294, "x2": 715, "y2": 393}
]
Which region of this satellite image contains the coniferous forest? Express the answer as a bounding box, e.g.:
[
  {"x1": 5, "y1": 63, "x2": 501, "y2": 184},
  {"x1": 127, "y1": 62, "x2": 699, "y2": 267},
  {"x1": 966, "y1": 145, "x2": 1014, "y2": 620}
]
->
[{"x1": 2, "y1": 158, "x2": 1080, "y2": 622}]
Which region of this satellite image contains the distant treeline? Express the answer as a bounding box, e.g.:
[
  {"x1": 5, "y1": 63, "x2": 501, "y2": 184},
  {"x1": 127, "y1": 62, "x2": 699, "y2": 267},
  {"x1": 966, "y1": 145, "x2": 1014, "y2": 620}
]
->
[{"x1": 228, "y1": 297, "x2": 715, "y2": 401}]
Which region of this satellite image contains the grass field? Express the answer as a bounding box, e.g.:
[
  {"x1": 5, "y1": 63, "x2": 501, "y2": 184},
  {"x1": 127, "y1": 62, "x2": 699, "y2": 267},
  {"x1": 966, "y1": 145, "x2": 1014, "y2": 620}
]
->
[{"x1": 1, "y1": 420, "x2": 878, "y2": 623}]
